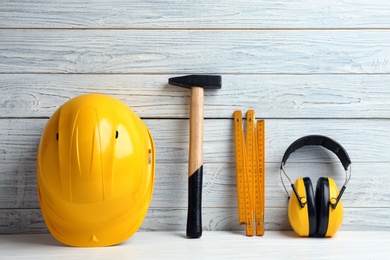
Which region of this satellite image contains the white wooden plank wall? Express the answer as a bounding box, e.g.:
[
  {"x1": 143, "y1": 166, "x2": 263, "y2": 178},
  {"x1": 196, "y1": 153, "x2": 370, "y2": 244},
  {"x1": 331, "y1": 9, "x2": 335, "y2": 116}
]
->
[{"x1": 1, "y1": 1, "x2": 389, "y2": 234}]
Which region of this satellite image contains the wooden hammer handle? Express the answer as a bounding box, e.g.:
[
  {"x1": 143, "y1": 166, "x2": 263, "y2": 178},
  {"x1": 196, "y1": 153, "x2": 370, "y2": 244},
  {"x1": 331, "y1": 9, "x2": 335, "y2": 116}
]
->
[{"x1": 186, "y1": 86, "x2": 204, "y2": 238}]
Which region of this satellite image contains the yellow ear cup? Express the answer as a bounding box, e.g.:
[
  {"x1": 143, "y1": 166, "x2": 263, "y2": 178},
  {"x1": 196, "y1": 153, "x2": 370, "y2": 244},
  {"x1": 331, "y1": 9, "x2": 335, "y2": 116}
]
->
[
  {"x1": 288, "y1": 178, "x2": 317, "y2": 237},
  {"x1": 325, "y1": 178, "x2": 343, "y2": 237}
]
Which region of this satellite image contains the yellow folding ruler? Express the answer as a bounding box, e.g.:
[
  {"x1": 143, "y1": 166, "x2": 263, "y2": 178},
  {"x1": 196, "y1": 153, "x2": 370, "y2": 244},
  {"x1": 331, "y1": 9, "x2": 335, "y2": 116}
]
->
[{"x1": 234, "y1": 110, "x2": 265, "y2": 236}]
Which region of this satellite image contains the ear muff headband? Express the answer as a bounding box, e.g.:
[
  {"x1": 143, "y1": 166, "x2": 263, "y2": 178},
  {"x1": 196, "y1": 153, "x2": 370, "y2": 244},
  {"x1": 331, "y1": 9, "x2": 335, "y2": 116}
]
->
[
  {"x1": 281, "y1": 135, "x2": 351, "y2": 171},
  {"x1": 280, "y1": 135, "x2": 352, "y2": 208}
]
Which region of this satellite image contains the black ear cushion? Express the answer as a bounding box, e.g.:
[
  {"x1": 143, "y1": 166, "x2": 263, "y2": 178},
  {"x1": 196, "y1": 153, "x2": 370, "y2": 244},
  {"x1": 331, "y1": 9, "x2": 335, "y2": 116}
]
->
[
  {"x1": 303, "y1": 177, "x2": 317, "y2": 237},
  {"x1": 315, "y1": 177, "x2": 330, "y2": 237}
]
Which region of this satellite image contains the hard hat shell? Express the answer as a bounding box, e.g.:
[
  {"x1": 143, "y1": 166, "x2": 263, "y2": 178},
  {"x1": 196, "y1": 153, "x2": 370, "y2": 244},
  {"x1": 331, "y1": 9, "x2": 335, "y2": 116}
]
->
[{"x1": 36, "y1": 93, "x2": 155, "y2": 247}]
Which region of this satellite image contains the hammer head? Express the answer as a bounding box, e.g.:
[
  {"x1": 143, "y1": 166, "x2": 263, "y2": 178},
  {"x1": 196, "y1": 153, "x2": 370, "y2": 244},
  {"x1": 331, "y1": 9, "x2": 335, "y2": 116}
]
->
[{"x1": 169, "y1": 75, "x2": 222, "y2": 90}]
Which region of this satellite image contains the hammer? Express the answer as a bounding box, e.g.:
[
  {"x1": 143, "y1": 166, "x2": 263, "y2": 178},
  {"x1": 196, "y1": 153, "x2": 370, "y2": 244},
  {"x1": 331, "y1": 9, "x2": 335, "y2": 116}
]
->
[{"x1": 169, "y1": 75, "x2": 222, "y2": 238}]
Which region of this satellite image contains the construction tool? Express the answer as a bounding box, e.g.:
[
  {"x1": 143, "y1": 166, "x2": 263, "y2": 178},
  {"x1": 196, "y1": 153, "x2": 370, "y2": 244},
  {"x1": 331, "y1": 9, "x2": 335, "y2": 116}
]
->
[
  {"x1": 234, "y1": 110, "x2": 265, "y2": 236},
  {"x1": 168, "y1": 75, "x2": 222, "y2": 239}
]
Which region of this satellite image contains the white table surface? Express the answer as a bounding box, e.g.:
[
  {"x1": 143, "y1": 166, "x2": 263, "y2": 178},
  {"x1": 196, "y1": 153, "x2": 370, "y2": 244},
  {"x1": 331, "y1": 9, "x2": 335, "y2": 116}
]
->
[{"x1": 0, "y1": 231, "x2": 389, "y2": 259}]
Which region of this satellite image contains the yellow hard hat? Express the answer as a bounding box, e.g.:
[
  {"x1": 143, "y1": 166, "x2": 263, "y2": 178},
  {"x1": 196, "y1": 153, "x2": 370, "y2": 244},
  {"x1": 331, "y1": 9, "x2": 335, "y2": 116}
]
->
[{"x1": 36, "y1": 93, "x2": 155, "y2": 247}]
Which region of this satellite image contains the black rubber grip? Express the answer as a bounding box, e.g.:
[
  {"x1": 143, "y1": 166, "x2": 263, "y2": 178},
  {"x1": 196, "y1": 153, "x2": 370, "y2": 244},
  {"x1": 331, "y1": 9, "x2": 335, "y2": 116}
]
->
[{"x1": 186, "y1": 166, "x2": 203, "y2": 238}]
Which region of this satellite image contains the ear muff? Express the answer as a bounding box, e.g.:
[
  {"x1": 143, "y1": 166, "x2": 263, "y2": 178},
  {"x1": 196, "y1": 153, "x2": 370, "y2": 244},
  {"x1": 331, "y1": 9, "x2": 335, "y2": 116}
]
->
[
  {"x1": 280, "y1": 135, "x2": 351, "y2": 238},
  {"x1": 289, "y1": 177, "x2": 344, "y2": 237},
  {"x1": 315, "y1": 177, "x2": 330, "y2": 237},
  {"x1": 315, "y1": 177, "x2": 344, "y2": 237},
  {"x1": 288, "y1": 177, "x2": 317, "y2": 237},
  {"x1": 325, "y1": 177, "x2": 344, "y2": 237}
]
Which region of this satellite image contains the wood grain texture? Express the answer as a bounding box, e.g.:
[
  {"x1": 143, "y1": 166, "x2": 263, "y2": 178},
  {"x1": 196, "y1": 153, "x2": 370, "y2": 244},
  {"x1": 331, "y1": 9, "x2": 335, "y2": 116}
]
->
[
  {"x1": 2, "y1": 30, "x2": 390, "y2": 74},
  {"x1": 1, "y1": 162, "x2": 388, "y2": 210},
  {"x1": 2, "y1": 74, "x2": 390, "y2": 119},
  {"x1": 1, "y1": 0, "x2": 390, "y2": 29},
  {"x1": 2, "y1": 207, "x2": 389, "y2": 234},
  {"x1": 188, "y1": 87, "x2": 204, "y2": 176},
  {"x1": 1, "y1": 0, "x2": 389, "y2": 236},
  {"x1": 0, "y1": 118, "x2": 389, "y2": 164}
]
